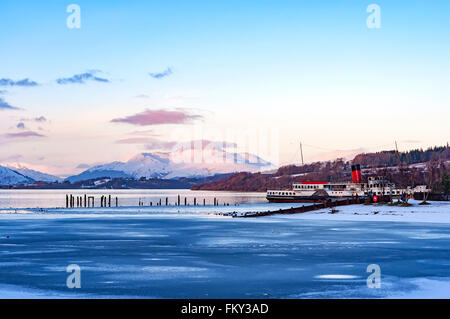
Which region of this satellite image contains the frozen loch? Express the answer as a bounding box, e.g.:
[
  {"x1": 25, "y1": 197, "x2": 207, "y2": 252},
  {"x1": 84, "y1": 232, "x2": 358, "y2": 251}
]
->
[{"x1": 1, "y1": 200, "x2": 450, "y2": 298}]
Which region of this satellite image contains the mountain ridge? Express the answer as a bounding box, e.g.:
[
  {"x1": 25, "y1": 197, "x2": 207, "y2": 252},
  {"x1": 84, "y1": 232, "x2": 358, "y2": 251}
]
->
[{"x1": 66, "y1": 149, "x2": 275, "y2": 183}]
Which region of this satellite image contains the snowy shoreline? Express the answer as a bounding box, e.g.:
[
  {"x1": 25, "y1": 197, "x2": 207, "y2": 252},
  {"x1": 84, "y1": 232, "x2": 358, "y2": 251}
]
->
[
  {"x1": 0, "y1": 200, "x2": 449, "y2": 224},
  {"x1": 270, "y1": 200, "x2": 450, "y2": 224}
]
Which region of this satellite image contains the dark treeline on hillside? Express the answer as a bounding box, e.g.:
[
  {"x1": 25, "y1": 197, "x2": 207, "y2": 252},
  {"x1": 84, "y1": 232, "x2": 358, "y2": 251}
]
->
[
  {"x1": 354, "y1": 145, "x2": 450, "y2": 168},
  {"x1": 6, "y1": 174, "x2": 232, "y2": 190},
  {"x1": 192, "y1": 145, "x2": 450, "y2": 193}
]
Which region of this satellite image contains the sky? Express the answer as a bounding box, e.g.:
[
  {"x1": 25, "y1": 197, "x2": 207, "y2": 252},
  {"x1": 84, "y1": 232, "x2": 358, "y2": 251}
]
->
[{"x1": 0, "y1": 0, "x2": 449, "y2": 176}]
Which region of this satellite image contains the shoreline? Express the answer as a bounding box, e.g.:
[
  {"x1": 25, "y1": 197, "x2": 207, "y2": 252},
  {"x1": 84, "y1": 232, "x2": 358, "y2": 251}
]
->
[{"x1": 0, "y1": 200, "x2": 449, "y2": 224}]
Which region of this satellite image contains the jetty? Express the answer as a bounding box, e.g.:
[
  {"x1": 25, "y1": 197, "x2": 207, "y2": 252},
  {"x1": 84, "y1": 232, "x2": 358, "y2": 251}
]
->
[{"x1": 235, "y1": 198, "x2": 363, "y2": 218}]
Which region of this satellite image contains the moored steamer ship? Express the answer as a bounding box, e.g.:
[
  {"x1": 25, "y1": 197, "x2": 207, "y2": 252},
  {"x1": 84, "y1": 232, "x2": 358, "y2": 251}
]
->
[{"x1": 266, "y1": 164, "x2": 430, "y2": 203}]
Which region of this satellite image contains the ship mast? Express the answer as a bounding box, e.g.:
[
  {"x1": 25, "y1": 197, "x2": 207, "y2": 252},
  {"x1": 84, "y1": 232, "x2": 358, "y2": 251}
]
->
[
  {"x1": 300, "y1": 141, "x2": 305, "y2": 176},
  {"x1": 300, "y1": 142, "x2": 304, "y2": 166}
]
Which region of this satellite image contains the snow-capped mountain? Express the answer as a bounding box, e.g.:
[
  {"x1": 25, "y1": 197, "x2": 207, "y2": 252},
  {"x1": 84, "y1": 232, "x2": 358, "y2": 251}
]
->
[
  {"x1": 4, "y1": 164, "x2": 62, "y2": 183},
  {"x1": 0, "y1": 166, "x2": 34, "y2": 186},
  {"x1": 67, "y1": 145, "x2": 275, "y2": 182}
]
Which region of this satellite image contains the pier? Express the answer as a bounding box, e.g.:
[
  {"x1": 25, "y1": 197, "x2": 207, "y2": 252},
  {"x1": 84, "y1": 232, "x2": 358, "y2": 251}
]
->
[{"x1": 235, "y1": 198, "x2": 363, "y2": 218}]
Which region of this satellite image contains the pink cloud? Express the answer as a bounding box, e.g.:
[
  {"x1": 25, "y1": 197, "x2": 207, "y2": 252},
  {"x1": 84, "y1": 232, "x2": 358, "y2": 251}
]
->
[
  {"x1": 111, "y1": 109, "x2": 203, "y2": 126},
  {"x1": 116, "y1": 137, "x2": 160, "y2": 144},
  {"x1": 4, "y1": 131, "x2": 45, "y2": 138}
]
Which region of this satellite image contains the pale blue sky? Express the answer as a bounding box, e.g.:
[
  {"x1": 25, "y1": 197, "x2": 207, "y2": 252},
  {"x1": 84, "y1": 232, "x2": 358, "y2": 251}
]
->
[{"x1": 0, "y1": 1, "x2": 449, "y2": 175}]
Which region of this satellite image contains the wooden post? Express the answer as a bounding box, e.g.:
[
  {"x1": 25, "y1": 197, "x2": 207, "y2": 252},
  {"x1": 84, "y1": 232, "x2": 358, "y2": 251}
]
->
[
  {"x1": 66, "y1": 195, "x2": 69, "y2": 208},
  {"x1": 109, "y1": 195, "x2": 111, "y2": 207},
  {"x1": 194, "y1": 198, "x2": 197, "y2": 206},
  {"x1": 116, "y1": 197, "x2": 118, "y2": 207},
  {"x1": 203, "y1": 198, "x2": 206, "y2": 206},
  {"x1": 177, "y1": 195, "x2": 180, "y2": 206},
  {"x1": 184, "y1": 197, "x2": 187, "y2": 206},
  {"x1": 166, "y1": 197, "x2": 168, "y2": 206}
]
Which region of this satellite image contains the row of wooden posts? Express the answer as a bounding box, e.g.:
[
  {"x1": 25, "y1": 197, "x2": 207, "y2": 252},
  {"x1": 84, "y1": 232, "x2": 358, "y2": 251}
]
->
[
  {"x1": 66, "y1": 194, "x2": 229, "y2": 208},
  {"x1": 65, "y1": 194, "x2": 118, "y2": 208},
  {"x1": 139, "y1": 195, "x2": 230, "y2": 207}
]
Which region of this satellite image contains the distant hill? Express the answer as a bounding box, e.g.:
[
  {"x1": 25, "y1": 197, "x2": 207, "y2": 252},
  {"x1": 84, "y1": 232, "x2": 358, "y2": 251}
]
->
[
  {"x1": 191, "y1": 145, "x2": 450, "y2": 192},
  {"x1": 0, "y1": 166, "x2": 34, "y2": 186},
  {"x1": 4, "y1": 164, "x2": 62, "y2": 183}
]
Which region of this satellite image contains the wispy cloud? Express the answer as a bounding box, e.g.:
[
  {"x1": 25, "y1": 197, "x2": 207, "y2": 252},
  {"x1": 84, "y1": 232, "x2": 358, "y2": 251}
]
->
[
  {"x1": 149, "y1": 68, "x2": 173, "y2": 79},
  {"x1": 400, "y1": 139, "x2": 422, "y2": 144},
  {"x1": 4, "y1": 131, "x2": 45, "y2": 138},
  {"x1": 135, "y1": 94, "x2": 150, "y2": 99},
  {"x1": 0, "y1": 98, "x2": 20, "y2": 110},
  {"x1": 20, "y1": 116, "x2": 47, "y2": 122},
  {"x1": 146, "y1": 139, "x2": 238, "y2": 152},
  {"x1": 116, "y1": 135, "x2": 238, "y2": 154},
  {"x1": 35, "y1": 116, "x2": 47, "y2": 122},
  {"x1": 76, "y1": 163, "x2": 91, "y2": 169},
  {"x1": 0, "y1": 154, "x2": 23, "y2": 162},
  {"x1": 56, "y1": 71, "x2": 110, "y2": 85},
  {"x1": 116, "y1": 137, "x2": 157, "y2": 144},
  {"x1": 128, "y1": 129, "x2": 159, "y2": 136},
  {"x1": 115, "y1": 137, "x2": 177, "y2": 150},
  {"x1": 0, "y1": 78, "x2": 39, "y2": 87},
  {"x1": 111, "y1": 109, "x2": 203, "y2": 126},
  {"x1": 315, "y1": 148, "x2": 368, "y2": 162}
]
